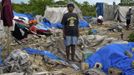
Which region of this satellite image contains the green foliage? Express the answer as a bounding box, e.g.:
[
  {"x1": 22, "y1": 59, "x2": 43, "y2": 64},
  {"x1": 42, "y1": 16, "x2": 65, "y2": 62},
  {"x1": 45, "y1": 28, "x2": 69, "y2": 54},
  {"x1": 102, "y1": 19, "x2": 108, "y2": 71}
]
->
[
  {"x1": 119, "y1": 0, "x2": 134, "y2": 6},
  {"x1": 29, "y1": 0, "x2": 54, "y2": 15},
  {"x1": 12, "y1": 0, "x2": 96, "y2": 16},
  {"x1": 128, "y1": 32, "x2": 134, "y2": 42},
  {"x1": 80, "y1": 1, "x2": 96, "y2": 16},
  {"x1": 13, "y1": 3, "x2": 31, "y2": 13},
  {"x1": 55, "y1": 1, "x2": 67, "y2": 6},
  {"x1": 88, "y1": 29, "x2": 92, "y2": 35}
]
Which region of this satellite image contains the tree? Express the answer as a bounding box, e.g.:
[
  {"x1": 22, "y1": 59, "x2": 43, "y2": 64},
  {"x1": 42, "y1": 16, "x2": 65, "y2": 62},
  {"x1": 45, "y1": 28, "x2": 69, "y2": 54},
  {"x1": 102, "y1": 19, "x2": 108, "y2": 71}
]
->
[
  {"x1": 80, "y1": 1, "x2": 96, "y2": 16},
  {"x1": 12, "y1": 0, "x2": 96, "y2": 17},
  {"x1": 120, "y1": 0, "x2": 134, "y2": 6},
  {"x1": 28, "y1": 0, "x2": 54, "y2": 15}
]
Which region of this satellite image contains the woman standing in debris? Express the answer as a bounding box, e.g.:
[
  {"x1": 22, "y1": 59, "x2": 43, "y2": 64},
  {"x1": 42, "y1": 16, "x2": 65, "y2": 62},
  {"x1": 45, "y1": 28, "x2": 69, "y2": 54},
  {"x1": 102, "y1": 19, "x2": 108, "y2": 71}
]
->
[
  {"x1": 126, "y1": 7, "x2": 132, "y2": 30},
  {"x1": 61, "y1": 3, "x2": 79, "y2": 61}
]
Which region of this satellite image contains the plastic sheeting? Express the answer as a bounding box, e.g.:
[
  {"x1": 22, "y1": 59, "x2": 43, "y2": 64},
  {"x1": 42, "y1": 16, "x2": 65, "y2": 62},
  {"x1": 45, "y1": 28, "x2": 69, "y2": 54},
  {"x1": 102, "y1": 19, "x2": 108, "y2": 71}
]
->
[
  {"x1": 79, "y1": 20, "x2": 89, "y2": 28},
  {"x1": 114, "y1": 6, "x2": 134, "y2": 22},
  {"x1": 13, "y1": 12, "x2": 34, "y2": 20},
  {"x1": 96, "y1": 3, "x2": 104, "y2": 17},
  {"x1": 44, "y1": 5, "x2": 82, "y2": 24},
  {"x1": 44, "y1": 5, "x2": 89, "y2": 29},
  {"x1": 96, "y1": 3, "x2": 134, "y2": 22},
  {"x1": 40, "y1": 19, "x2": 89, "y2": 29},
  {"x1": 23, "y1": 48, "x2": 63, "y2": 60},
  {"x1": 0, "y1": 48, "x2": 2, "y2": 65},
  {"x1": 13, "y1": 12, "x2": 34, "y2": 24},
  {"x1": 85, "y1": 42, "x2": 134, "y2": 75},
  {"x1": 96, "y1": 3, "x2": 115, "y2": 20},
  {"x1": 24, "y1": 13, "x2": 34, "y2": 20}
]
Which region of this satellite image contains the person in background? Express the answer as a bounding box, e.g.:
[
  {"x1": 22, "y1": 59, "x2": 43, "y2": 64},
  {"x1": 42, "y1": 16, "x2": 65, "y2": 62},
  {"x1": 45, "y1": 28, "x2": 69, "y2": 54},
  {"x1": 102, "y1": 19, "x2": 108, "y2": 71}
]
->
[
  {"x1": 126, "y1": 7, "x2": 132, "y2": 30},
  {"x1": 61, "y1": 3, "x2": 79, "y2": 61},
  {"x1": 97, "y1": 15, "x2": 103, "y2": 25}
]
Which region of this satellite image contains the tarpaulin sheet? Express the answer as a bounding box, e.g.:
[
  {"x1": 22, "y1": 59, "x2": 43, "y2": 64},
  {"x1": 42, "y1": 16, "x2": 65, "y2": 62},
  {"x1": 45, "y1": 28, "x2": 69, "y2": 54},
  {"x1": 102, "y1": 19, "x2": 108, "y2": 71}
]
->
[
  {"x1": 85, "y1": 42, "x2": 134, "y2": 75},
  {"x1": 23, "y1": 48, "x2": 62, "y2": 60},
  {"x1": 96, "y1": 3, "x2": 104, "y2": 17},
  {"x1": 41, "y1": 20, "x2": 89, "y2": 29},
  {"x1": 0, "y1": 48, "x2": 2, "y2": 65}
]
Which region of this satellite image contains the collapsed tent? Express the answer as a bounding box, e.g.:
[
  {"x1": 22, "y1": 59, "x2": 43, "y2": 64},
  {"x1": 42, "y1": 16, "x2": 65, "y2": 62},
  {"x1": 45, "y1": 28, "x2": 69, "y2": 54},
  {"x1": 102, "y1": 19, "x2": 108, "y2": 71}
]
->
[
  {"x1": 44, "y1": 5, "x2": 89, "y2": 28},
  {"x1": 85, "y1": 42, "x2": 134, "y2": 75}
]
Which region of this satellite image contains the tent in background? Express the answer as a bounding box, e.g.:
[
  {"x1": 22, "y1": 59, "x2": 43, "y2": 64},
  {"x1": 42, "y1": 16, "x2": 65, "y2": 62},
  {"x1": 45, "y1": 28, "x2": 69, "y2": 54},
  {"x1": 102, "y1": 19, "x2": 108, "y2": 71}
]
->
[
  {"x1": 114, "y1": 6, "x2": 134, "y2": 22},
  {"x1": 96, "y1": 2, "x2": 134, "y2": 23},
  {"x1": 96, "y1": 2, "x2": 115, "y2": 21},
  {"x1": 44, "y1": 4, "x2": 89, "y2": 28}
]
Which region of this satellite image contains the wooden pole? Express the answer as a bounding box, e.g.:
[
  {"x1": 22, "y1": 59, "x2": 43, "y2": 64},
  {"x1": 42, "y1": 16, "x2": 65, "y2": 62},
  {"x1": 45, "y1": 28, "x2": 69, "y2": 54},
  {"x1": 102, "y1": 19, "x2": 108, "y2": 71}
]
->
[{"x1": 7, "y1": 27, "x2": 11, "y2": 54}]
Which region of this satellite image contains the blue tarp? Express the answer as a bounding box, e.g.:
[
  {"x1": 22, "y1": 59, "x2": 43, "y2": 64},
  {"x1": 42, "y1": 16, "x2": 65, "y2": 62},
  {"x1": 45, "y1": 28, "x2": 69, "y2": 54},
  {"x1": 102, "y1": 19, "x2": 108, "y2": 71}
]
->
[
  {"x1": 52, "y1": 22, "x2": 63, "y2": 29},
  {"x1": 96, "y1": 2, "x2": 104, "y2": 17},
  {"x1": 0, "y1": 47, "x2": 64, "y2": 65},
  {"x1": 85, "y1": 42, "x2": 134, "y2": 75},
  {"x1": 79, "y1": 20, "x2": 89, "y2": 28},
  {"x1": 23, "y1": 13, "x2": 34, "y2": 20},
  {"x1": 41, "y1": 18, "x2": 52, "y2": 28},
  {"x1": 41, "y1": 19, "x2": 89, "y2": 29},
  {"x1": 23, "y1": 48, "x2": 63, "y2": 60},
  {"x1": 41, "y1": 22, "x2": 52, "y2": 28},
  {"x1": 13, "y1": 12, "x2": 34, "y2": 20},
  {"x1": 36, "y1": 23, "x2": 50, "y2": 30},
  {"x1": 0, "y1": 48, "x2": 2, "y2": 65}
]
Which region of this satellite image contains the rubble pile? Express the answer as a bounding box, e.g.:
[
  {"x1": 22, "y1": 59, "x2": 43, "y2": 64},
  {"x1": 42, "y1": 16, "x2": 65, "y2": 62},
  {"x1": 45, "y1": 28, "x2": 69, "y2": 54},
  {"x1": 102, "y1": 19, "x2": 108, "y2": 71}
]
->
[{"x1": 0, "y1": 21, "x2": 133, "y2": 75}]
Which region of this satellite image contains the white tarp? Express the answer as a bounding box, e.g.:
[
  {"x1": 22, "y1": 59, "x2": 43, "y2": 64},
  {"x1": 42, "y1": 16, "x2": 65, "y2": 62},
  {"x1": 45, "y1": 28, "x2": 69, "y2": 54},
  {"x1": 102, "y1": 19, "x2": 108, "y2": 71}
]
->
[
  {"x1": 101, "y1": 3, "x2": 134, "y2": 23},
  {"x1": 44, "y1": 4, "x2": 82, "y2": 23},
  {"x1": 114, "y1": 6, "x2": 134, "y2": 22}
]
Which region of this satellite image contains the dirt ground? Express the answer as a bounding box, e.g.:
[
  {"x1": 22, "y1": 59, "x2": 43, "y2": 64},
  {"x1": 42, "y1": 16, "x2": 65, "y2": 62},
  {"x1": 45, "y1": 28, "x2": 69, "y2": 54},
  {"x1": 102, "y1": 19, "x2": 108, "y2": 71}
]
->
[{"x1": 92, "y1": 22, "x2": 134, "y2": 41}]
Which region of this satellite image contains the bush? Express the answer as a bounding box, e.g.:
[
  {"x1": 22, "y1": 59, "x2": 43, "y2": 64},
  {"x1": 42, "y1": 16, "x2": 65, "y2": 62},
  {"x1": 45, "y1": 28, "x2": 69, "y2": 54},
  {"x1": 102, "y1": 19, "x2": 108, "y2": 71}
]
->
[
  {"x1": 128, "y1": 32, "x2": 134, "y2": 42},
  {"x1": 88, "y1": 29, "x2": 92, "y2": 35}
]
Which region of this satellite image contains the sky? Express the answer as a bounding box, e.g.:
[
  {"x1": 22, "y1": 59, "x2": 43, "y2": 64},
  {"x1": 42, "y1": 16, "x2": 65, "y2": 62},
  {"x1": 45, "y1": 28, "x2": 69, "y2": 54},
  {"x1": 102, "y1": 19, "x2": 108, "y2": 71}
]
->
[{"x1": 11, "y1": 0, "x2": 120, "y2": 5}]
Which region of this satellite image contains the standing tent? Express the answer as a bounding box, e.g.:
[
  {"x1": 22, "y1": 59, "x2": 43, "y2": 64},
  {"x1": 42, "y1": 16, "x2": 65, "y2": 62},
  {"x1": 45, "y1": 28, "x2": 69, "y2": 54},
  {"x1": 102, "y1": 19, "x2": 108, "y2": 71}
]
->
[
  {"x1": 114, "y1": 6, "x2": 134, "y2": 22},
  {"x1": 96, "y1": 2, "x2": 134, "y2": 23},
  {"x1": 44, "y1": 4, "x2": 89, "y2": 28},
  {"x1": 96, "y1": 2, "x2": 116, "y2": 21}
]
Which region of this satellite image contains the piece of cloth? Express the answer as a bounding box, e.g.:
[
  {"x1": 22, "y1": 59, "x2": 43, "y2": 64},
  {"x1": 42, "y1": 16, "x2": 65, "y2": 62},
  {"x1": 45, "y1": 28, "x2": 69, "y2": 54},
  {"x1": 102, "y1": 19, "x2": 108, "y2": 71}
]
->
[
  {"x1": 11, "y1": 24, "x2": 28, "y2": 40},
  {"x1": 98, "y1": 15, "x2": 103, "y2": 20},
  {"x1": 64, "y1": 36, "x2": 78, "y2": 46},
  {"x1": 61, "y1": 12, "x2": 79, "y2": 37},
  {"x1": 29, "y1": 25, "x2": 37, "y2": 33},
  {"x1": 1, "y1": 0, "x2": 14, "y2": 27}
]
